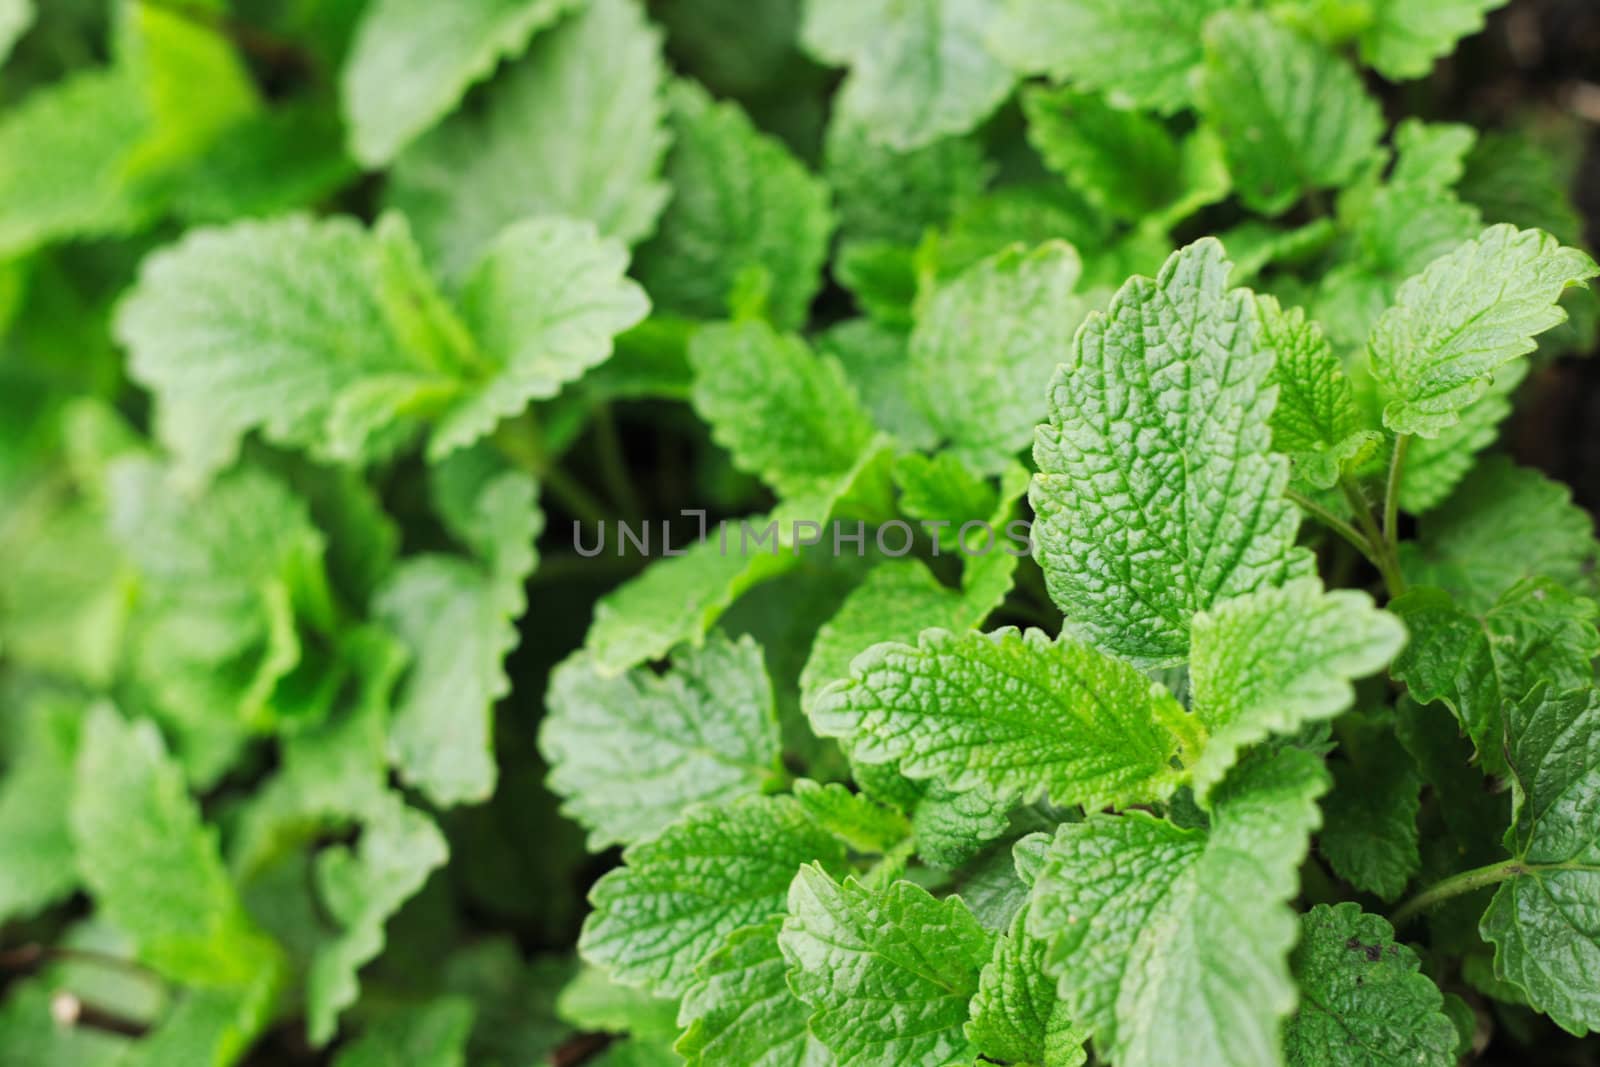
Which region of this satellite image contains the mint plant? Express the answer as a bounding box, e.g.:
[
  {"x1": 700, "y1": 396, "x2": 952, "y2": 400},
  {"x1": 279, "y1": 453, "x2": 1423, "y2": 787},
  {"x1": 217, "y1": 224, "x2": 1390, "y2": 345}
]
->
[{"x1": 2, "y1": 1, "x2": 1599, "y2": 1065}]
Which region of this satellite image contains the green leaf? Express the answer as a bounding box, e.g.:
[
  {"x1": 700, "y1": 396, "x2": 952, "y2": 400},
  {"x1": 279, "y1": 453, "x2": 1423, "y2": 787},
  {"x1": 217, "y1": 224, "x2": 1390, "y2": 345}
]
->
[
  {"x1": 988, "y1": 0, "x2": 1240, "y2": 114},
  {"x1": 308, "y1": 796, "x2": 451, "y2": 1044},
  {"x1": 689, "y1": 320, "x2": 877, "y2": 499},
  {"x1": 1400, "y1": 457, "x2": 1599, "y2": 610},
  {"x1": 823, "y1": 118, "x2": 991, "y2": 246},
  {"x1": 581, "y1": 795, "x2": 849, "y2": 995},
  {"x1": 966, "y1": 904, "x2": 1088, "y2": 1067},
  {"x1": 1031, "y1": 238, "x2": 1313, "y2": 666},
  {"x1": 1027, "y1": 748, "x2": 1329, "y2": 1067},
  {"x1": 1023, "y1": 86, "x2": 1224, "y2": 227},
  {"x1": 1398, "y1": 362, "x2": 1524, "y2": 514},
  {"x1": 1389, "y1": 579, "x2": 1600, "y2": 776},
  {"x1": 1368, "y1": 224, "x2": 1598, "y2": 437},
  {"x1": 332, "y1": 998, "x2": 475, "y2": 1067},
  {"x1": 71, "y1": 705, "x2": 284, "y2": 991},
  {"x1": 911, "y1": 780, "x2": 1014, "y2": 871},
  {"x1": 1460, "y1": 130, "x2": 1585, "y2": 248},
  {"x1": 635, "y1": 81, "x2": 833, "y2": 331},
  {"x1": 557, "y1": 964, "x2": 679, "y2": 1038},
  {"x1": 389, "y1": 0, "x2": 670, "y2": 280},
  {"x1": 341, "y1": 0, "x2": 578, "y2": 165},
  {"x1": 1358, "y1": 0, "x2": 1510, "y2": 81},
  {"x1": 1319, "y1": 715, "x2": 1423, "y2": 902},
  {"x1": 0, "y1": 694, "x2": 85, "y2": 923},
  {"x1": 676, "y1": 918, "x2": 828, "y2": 1067},
  {"x1": 1261, "y1": 294, "x2": 1380, "y2": 490},
  {"x1": 911, "y1": 242, "x2": 1091, "y2": 472},
  {"x1": 1481, "y1": 687, "x2": 1600, "y2": 1036},
  {"x1": 780, "y1": 868, "x2": 993, "y2": 1066},
  {"x1": 542, "y1": 632, "x2": 785, "y2": 850},
  {"x1": 432, "y1": 215, "x2": 649, "y2": 458},
  {"x1": 790, "y1": 779, "x2": 911, "y2": 855},
  {"x1": 814, "y1": 626, "x2": 1197, "y2": 810},
  {"x1": 1187, "y1": 577, "x2": 1405, "y2": 799},
  {"x1": 818, "y1": 319, "x2": 939, "y2": 447},
  {"x1": 800, "y1": 0, "x2": 1013, "y2": 151},
  {"x1": 1198, "y1": 12, "x2": 1383, "y2": 216},
  {"x1": 1284, "y1": 903, "x2": 1459, "y2": 1067}
]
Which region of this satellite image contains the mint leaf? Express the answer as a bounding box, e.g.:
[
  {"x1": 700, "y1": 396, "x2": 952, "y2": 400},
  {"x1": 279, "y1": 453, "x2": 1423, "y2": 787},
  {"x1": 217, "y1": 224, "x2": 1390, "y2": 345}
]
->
[
  {"x1": 801, "y1": 0, "x2": 1012, "y2": 150},
  {"x1": 813, "y1": 626, "x2": 1197, "y2": 810},
  {"x1": 388, "y1": 0, "x2": 669, "y2": 279},
  {"x1": 1028, "y1": 748, "x2": 1328, "y2": 1067},
  {"x1": 780, "y1": 868, "x2": 993, "y2": 1066},
  {"x1": 1401, "y1": 457, "x2": 1599, "y2": 609},
  {"x1": 1261, "y1": 294, "x2": 1380, "y2": 490},
  {"x1": 1187, "y1": 577, "x2": 1405, "y2": 799},
  {"x1": 911, "y1": 242, "x2": 1091, "y2": 472},
  {"x1": 1390, "y1": 579, "x2": 1600, "y2": 776},
  {"x1": 1368, "y1": 224, "x2": 1598, "y2": 437},
  {"x1": 824, "y1": 118, "x2": 991, "y2": 246},
  {"x1": 581, "y1": 796, "x2": 849, "y2": 994},
  {"x1": 1285, "y1": 903, "x2": 1459, "y2": 1066},
  {"x1": 1358, "y1": 0, "x2": 1510, "y2": 81},
  {"x1": 309, "y1": 796, "x2": 450, "y2": 1044},
  {"x1": 1198, "y1": 12, "x2": 1383, "y2": 216},
  {"x1": 635, "y1": 82, "x2": 833, "y2": 331},
  {"x1": 71, "y1": 705, "x2": 284, "y2": 990},
  {"x1": 0, "y1": 694, "x2": 85, "y2": 923},
  {"x1": 988, "y1": 0, "x2": 1238, "y2": 114},
  {"x1": 1481, "y1": 687, "x2": 1600, "y2": 1035},
  {"x1": 1399, "y1": 362, "x2": 1525, "y2": 514},
  {"x1": 1032, "y1": 238, "x2": 1313, "y2": 665},
  {"x1": 542, "y1": 632, "x2": 785, "y2": 849},
  {"x1": 433, "y1": 215, "x2": 649, "y2": 458},
  {"x1": 1319, "y1": 715, "x2": 1424, "y2": 902},
  {"x1": 689, "y1": 320, "x2": 877, "y2": 499},
  {"x1": 966, "y1": 904, "x2": 1088, "y2": 1067},
  {"x1": 341, "y1": 0, "x2": 577, "y2": 165},
  {"x1": 791, "y1": 779, "x2": 911, "y2": 855},
  {"x1": 676, "y1": 918, "x2": 827, "y2": 1067}
]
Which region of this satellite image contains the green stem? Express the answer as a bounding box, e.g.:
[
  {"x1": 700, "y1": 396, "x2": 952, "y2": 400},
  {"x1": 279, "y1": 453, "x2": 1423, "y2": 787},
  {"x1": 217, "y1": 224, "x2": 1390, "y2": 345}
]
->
[
  {"x1": 1383, "y1": 434, "x2": 1410, "y2": 548},
  {"x1": 1340, "y1": 476, "x2": 1406, "y2": 598},
  {"x1": 492, "y1": 413, "x2": 612, "y2": 527},
  {"x1": 1390, "y1": 859, "x2": 1524, "y2": 928},
  {"x1": 1286, "y1": 489, "x2": 1382, "y2": 569},
  {"x1": 592, "y1": 403, "x2": 643, "y2": 523}
]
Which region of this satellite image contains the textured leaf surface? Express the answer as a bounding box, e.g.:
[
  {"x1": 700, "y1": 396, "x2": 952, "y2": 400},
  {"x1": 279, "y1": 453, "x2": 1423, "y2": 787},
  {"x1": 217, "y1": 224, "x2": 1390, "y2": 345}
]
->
[
  {"x1": 823, "y1": 118, "x2": 991, "y2": 246},
  {"x1": 689, "y1": 320, "x2": 876, "y2": 499},
  {"x1": 635, "y1": 82, "x2": 833, "y2": 331},
  {"x1": 780, "y1": 869, "x2": 993, "y2": 1067},
  {"x1": 1481, "y1": 687, "x2": 1600, "y2": 1036},
  {"x1": 801, "y1": 0, "x2": 1012, "y2": 150},
  {"x1": 542, "y1": 633, "x2": 784, "y2": 850},
  {"x1": 341, "y1": 0, "x2": 577, "y2": 165},
  {"x1": 1368, "y1": 224, "x2": 1597, "y2": 437},
  {"x1": 1320, "y1": 720, "x2": 1423, "y2": 902},
  {"x1": 1027, "y1": 748, "x2": 1328, "y2": 1067},
  {"x1": 1401, "y1": 457, "x2": 1599, "y2": 610},
  {"x1": 1031, "y1": 238, "x2": 1312, "y2": 665},
  {"x1": 676, "y1": 918, "x2": 828, "y2": 1067},
  {"x1": 814, "y1": 627, "x2": 1196, "y2": 810},
  {"x1": 71, "y1": 706, "x2": 283, "y2": 989},
  {"x1": 966, "y1": 904, "x2": 1087, "y2": 1067},
  {"x1": 1284, "y1": 903, "x2": 1458, "y2": 1066},
  {"x1": 988, "y1": 0, "x2": 1239, "y2": 114},
  {"x1": 581, "y1": 796, "x2": 848, "y2": 995},
  {"x1": 1187, "y1": 577, "x2": 1405, "y2": 798},
  {"x1": 1261, "y1": 295, "x2": 1378, "y2": 490},
  {"x1": 1390, "y1": 580, "x2": 1599, "y2": 776},
  {"x1": 911, "y1": 242, "x2": 1089, "y2": 471},
  {"x1": 1198, "y1": 12, "x2": 1383, "y2": 216},
  {"x1": 389, "y1": 0, "x2": 669, "y2": 279},
  {"x1": 1359, "y1": 0, "x2": 1510, "y2": 81}
]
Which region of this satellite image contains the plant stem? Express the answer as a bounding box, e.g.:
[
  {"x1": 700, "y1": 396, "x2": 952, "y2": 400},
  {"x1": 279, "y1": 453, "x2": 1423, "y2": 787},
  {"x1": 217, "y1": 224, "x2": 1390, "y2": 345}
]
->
[
  {"x1": 1383, "y1": 434, "x2": 1410, "y2": 548},
  {"x1": 1339, "y1": 476, "x2": 1406, "y2": 598},
  {"x1": 1286, "y1": 489, "x2": 1382, "y2": 569},
  {"x1": 1390, "y1": 859, "x2": 1525, "y2": 928},
  {"x1": 591, "y1": 403, "x2": 643, "y2": 523},
  {"x1": 493, "y1": 412, "x2": 612, "y2": 527}
]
